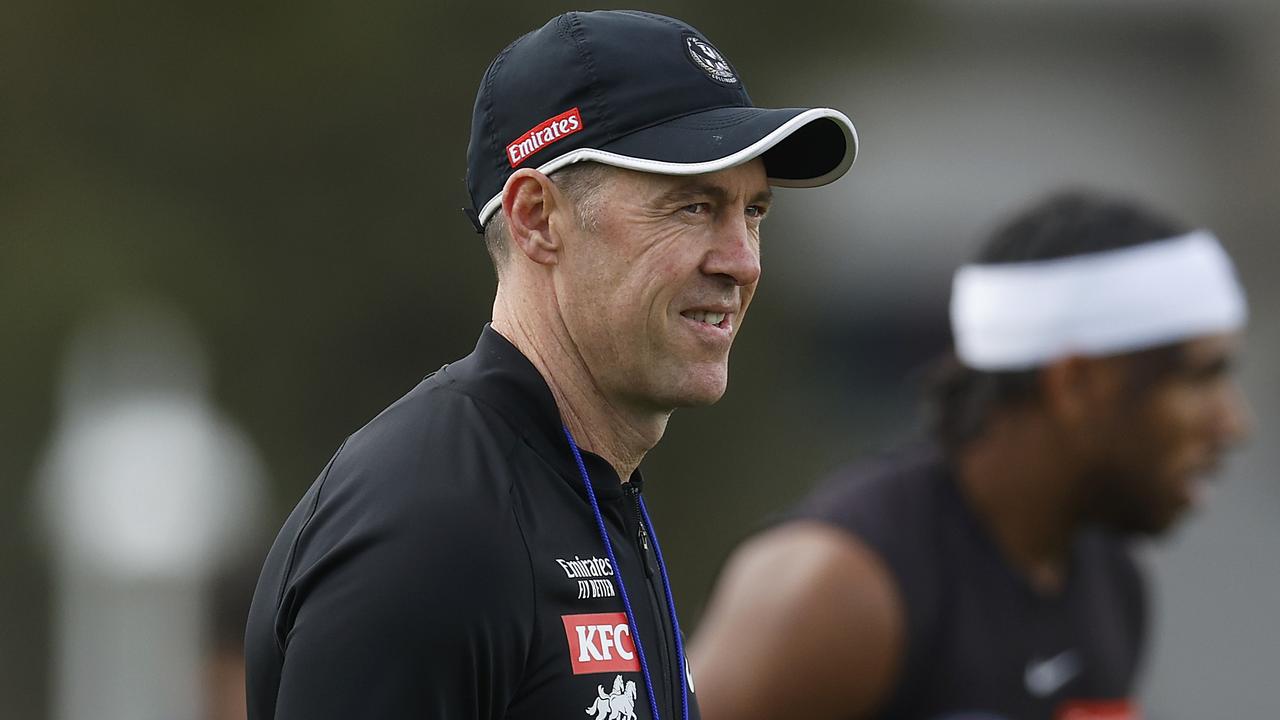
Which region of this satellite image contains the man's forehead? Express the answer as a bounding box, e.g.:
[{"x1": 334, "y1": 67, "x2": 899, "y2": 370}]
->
[
  {"x1": 632, "y1": 160, "x2": 771, "y2": 199},
  {"x1": 1183, "y1": 332, "x2": 1244, "y2": 363}
]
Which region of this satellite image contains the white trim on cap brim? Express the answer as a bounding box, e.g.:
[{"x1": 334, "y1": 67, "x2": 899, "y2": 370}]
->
[{"x1": 477, "y1": 107, "x2": 858, "y2": 226}]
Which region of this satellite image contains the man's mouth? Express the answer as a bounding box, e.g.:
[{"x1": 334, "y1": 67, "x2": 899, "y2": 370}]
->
[
  {"x1": 1188, "y1": 455, "x2": 1224, "y2": 481},
  {"x1": 681, "y1": 310, "x2": 727, "y2": 328}
]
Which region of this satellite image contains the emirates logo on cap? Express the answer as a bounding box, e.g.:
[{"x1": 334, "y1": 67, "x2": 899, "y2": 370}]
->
[
  {"x1": 684, "y1": 35, "x2": 738, "y2": 85},
  {"x1": 505, "y1": 107, "x2": 585, "y2": 167}
]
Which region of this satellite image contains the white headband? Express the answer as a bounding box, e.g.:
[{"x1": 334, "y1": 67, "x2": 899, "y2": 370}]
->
[{"x1": 951, "y1": 230, "x2": 1248, "y2": 371}]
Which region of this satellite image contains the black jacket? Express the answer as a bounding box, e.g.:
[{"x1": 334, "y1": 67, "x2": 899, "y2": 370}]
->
[{"x1": 246, "y1": 326, "x2": 699, "y2": 719}]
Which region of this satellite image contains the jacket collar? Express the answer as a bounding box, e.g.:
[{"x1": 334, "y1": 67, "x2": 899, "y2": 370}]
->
[{"x1": 443, "y1": 324, "x2": 636, "y2": 503}]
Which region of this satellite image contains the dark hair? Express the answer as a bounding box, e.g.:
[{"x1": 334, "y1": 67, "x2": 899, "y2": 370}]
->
[{"x1": 928, "y1": 190, "x2": 1189, "y2": 450}]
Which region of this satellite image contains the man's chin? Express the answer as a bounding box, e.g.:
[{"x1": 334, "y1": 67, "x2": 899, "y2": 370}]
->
[
  {"x1": 662, "y1": 367, "x2": 729, "y2": 408},
  {"x1": 679, "y1": 389, "x2": 726, "y2": 407},
  {"x1": 668, "y1": 382, "x2": 728, "y2": 408}
]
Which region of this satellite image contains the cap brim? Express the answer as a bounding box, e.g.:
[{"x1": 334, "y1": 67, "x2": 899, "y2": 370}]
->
[
  {"x1": 477, "y1": 106, "x2": 857, "y2": 225},
  {"x1": 601, "y1": 106, "x2": 857, "y2": 185}
]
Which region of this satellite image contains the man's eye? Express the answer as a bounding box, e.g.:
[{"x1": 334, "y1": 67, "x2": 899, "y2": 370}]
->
[
  {"x1": 746, "y1": 205, "x2": 768, "y2": 219},
  {"x1": 682, "y1": 203, "x2": 710, "y2": 215}
]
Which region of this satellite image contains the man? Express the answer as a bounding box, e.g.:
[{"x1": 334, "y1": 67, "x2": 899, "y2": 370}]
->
[
  {"x1": 692, "y1": 192, "x2": 1251, "y2": 720},
  {"x1": 244, "y1": 10, "x2": 858, "y2": 719}
]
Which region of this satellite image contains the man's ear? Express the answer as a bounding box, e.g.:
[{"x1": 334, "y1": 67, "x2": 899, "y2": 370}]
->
[{"x1": 503, "y1": 169, "x2": 563, "y2": 266}]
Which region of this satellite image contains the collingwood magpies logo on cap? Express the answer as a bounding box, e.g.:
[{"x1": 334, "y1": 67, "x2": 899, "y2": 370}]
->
[{"x1": 684, "y1": 34, "x2": 738, "y2": 85}]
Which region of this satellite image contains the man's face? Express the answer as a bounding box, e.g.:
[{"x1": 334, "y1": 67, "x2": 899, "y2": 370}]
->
[
  {"x1": 1088, "y1": 333, "x2": 1251, "y2": 535},
  {"x1": 552, "y1": 160, "x2": 770, "y2": 414}
]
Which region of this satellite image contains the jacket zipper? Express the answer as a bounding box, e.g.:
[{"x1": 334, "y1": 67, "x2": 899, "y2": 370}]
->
[
  {"x1": 626, "y1": 483, "x2": 656, "y2": 578},
  {"x1": 625, "y1": 482, "x2": 675, "y2": 718}
]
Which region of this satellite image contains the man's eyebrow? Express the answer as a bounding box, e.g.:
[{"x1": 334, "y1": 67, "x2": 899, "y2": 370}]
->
[
  {"x1": 654, "y1": 182, "x2": 774, "y2": 207},
  {"x1": 656, "y1": 183, "x2": 728, "y2": 207},
  {"x1": 1174, "y1": 349, "x2": 1236, "y2": 380},
  {"x1": 1189, "y1": 354, "x2": 1235, "y2": 378}
]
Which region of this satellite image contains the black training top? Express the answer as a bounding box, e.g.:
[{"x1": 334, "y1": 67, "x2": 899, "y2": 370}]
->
[
  {"x1": 788, "y1": 445, "x2": 1146, "y2": 720},
  {"x1": 245, "y1": 326, "x2": 699, "y2": 720}
]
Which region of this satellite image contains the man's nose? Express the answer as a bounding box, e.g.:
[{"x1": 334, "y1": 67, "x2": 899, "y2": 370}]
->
[
  {"x1": 1216, "y1": 381, "x2": 1253, "y2": 447},
  {"x1": 702, "y1": 215, "x2": 761, "y2": 287}
]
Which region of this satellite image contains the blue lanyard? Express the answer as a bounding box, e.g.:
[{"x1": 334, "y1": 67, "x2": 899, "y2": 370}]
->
[{"x1": 563, "y1": 426, "x2": 689, "y2": 720}]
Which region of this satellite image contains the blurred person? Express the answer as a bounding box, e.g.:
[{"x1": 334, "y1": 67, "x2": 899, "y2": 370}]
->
[
  {"x1": 37, "y1": 297, "x2": 266, "y2": 720},
  {"x1": 244, "y1": 10, "x2": 858, "y2": 720},
  {"x1": 692, "y1": 191, "x2": 1251, "y2": 720}
]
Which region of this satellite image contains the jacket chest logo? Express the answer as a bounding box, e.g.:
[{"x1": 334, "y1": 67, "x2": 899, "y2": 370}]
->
[
  {"x1": 562, "y1": 613, "x2": 641, "y2": 674},
  {"x1": 556, "y1": 555, "x2": 618, "y2": 599},
  {"x1": 586, "y1": 675, "x2": 638, "y2": 720}
]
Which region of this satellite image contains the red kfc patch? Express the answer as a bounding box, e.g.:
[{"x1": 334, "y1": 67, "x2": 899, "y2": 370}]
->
[{"x1": 562, "y1": 612, "x2": 641, "y2": 675}]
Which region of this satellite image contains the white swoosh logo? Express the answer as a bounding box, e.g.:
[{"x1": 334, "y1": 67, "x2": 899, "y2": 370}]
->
[{"x1": 1024, "y1": 649, "x2": 1081, "y2": 698}]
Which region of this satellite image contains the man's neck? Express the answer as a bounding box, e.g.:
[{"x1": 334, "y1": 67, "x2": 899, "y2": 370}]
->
[
  {"x1": 492, "y1": 295, "x2": 668, "y2": 481},
  {"x1": 955, "y1": 413, "x2": 1086, "y2": 594}
]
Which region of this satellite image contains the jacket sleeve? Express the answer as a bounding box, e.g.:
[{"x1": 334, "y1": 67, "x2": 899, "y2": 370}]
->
[{"x1": 265, "y1": 461, "x2": 535, "y2": 719}]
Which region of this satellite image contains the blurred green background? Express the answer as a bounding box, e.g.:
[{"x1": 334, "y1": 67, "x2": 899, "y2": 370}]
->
[{"x1": 4, "y1": 2, "x2": 1278, "y2": 718}]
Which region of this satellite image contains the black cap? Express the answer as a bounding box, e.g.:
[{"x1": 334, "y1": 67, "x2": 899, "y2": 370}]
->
[{"x1": 465, "y1": 10, "x2": 858, "y2": 232}]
